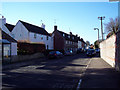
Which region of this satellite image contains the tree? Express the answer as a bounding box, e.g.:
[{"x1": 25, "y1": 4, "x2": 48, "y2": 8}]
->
[
  {"x1": 86, "y1": 41, "x2": 90, "y2": 46},
  {"x1": 105, "y1": 17, "x2": 119, "y2": 34},
  {"x1": 94, "y1": 39, "x2": 103, "y2": 49}
]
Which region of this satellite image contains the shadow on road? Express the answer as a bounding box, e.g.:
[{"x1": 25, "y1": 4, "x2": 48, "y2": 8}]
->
[{"x1": 2, "y1": 53, "x2": 101, "y2": 88}]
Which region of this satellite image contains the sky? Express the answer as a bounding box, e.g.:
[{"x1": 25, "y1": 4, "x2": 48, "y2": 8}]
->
[{"x1": 1, "y1": 2, "x2": 118, "y2": 44}]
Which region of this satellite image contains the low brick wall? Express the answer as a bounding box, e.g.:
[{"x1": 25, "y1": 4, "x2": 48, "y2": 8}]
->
[{"x1": 10, "y1": 53, "x2": 45, "y2": 63}]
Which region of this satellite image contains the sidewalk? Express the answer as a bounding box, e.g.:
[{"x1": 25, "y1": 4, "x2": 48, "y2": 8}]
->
[{"x1": 80, "y1": 57, "x2": 120, "y2": 88}]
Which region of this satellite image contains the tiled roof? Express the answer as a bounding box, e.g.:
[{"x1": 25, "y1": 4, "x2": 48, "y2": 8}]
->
[
  {"x1": 57, "y1": 30, "x2": 78, "y2": 42},
  {"x1": 5, "y1": 23, "x2": 15, "y2": 32},
  {"x1": 19, "y1": 20, "x2": 50, "y2": 36},
  {"x1": 1, "y1": 30, "x2": 17, "y2": 43}
]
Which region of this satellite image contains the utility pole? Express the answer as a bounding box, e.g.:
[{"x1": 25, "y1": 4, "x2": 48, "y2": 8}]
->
[{"x1": 98, "y1": 16, "x2": 105, "y2": 41}]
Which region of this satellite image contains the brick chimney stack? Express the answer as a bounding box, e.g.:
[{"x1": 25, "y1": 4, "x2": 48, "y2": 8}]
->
[
  {"x1": 70, "y1": 32, "x2": 72, "y2": 35},
  {"x1": 0, "y1": 16, "x2": 6, "y2": 25},
  {"x1": 54, "y1": 25, "x2": 57, "y2": 31}
]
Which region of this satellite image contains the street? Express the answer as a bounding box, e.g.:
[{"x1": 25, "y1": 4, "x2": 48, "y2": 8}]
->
[
  {"x1": 2, "y1": 53, "x2": 120, "y2": 89},
  {"x1": 2, "y1": 53, "x2": 91, "y2": 89}
]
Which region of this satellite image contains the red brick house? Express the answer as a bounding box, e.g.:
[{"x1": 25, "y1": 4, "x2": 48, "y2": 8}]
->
[{"x1": 52, "y1": 26, "x2": 78, "y2": 52}]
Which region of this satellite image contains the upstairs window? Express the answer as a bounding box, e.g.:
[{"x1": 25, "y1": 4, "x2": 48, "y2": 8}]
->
[
  {"x1": 68, "y1": 35, "x2": 70, "y2": 38},
  {"x1": 63, "y1": 34, "x2": 65, "y2": 37},
  {"x1": 66, "y1": 41, "x2": 68, "y2": 44},
  {"x1": 41, "y1": 37, "x2": 43, "y2": 40},
  {"x1": 34, "y1": 33, "x2": 37, "y2": 39}
]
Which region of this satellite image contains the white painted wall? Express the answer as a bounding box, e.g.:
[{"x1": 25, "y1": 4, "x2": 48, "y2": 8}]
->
[
  {"x1": 12, "y1": 21, "x2": 53, "y2": 50},
  {"x1": 0, "y1": 18, "x2": 12, "y2": 36},
  {"x1": 100, "y1": 34, "x2": 116, "y2": 67},
  {"x1": 11, "y1": 21, "x2": 29, "y2": 41},
  {"x1": 11, "y1": 43, "x2": 17, "y2": 55},
  {"x1": 29, "y1": 32, "x2": 53, "y2": 50}
]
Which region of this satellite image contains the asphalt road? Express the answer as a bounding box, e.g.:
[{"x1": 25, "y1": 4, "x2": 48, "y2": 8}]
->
[{"x1": 2, "y1": 53, "x2": 91, "y2": 89}]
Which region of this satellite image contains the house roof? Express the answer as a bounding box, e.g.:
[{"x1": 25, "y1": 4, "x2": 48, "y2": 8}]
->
[
  {"x1": 19, "y1": 20, "x2": 50, "y2": 36},
  {"x1": 57, "y1": 30, "x2": 78, "y2": 42},
  {"x1": 1, "y1": 30, "x2": 17, "y2": 43},
  {"x1": 5, "y1": 23, "x2": 15, "y2": 32}
]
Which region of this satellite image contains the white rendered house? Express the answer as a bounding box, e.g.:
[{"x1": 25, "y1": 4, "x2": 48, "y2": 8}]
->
[
  {"x1": 12, "y1": 20, "x2": 53, "y2": 50},
  {"x1": 0, "y1": 17, "x2": 17, "y2": 56},
  {"x1": 0, "y1": 17, "x2": 14, "y2": 37}
]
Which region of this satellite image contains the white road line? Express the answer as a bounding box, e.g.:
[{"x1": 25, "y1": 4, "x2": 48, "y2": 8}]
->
[
  {"x1": 76, "y1": 79, "x2": 82, "y2": 90},
  {"x1": 86, "y1": 58, "x2": 92, "y2": 69},
  {"x1": 76, "y1": 58, "x2": 92, "y2": 90}
]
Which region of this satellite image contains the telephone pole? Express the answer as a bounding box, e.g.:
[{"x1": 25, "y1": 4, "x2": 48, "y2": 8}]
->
[{"x1": 98, "y1": 16, "x2": 105, "y2": 41}]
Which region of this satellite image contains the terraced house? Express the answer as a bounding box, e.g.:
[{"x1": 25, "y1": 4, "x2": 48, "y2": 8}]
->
[{"x1": 52, "y1": 26, "x2": 78, "y2": 52}]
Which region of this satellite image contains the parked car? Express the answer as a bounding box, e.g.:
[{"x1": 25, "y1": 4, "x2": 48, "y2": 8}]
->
[
  {"x1": 95, "y1": 48, "x2": 100, "y2": 53},
  {"x1": 86, "y1": 49, "x2": 96, "y2": 57},
  {"x1": 64, "y1": 50, "x2": 73, "y2": 56},
  {"x1": 77, "y1": 48, "x2": 83, "y2": 53},
  {"x1": 48, "y1": 51, "x2": 63, "y2": 59}
]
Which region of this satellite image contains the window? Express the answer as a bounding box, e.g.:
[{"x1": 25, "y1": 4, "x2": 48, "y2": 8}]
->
[
  {"x1": 47, "y1": 36, "x2": 49, "y2": 40},
  {"x1": 66, "y1": 41, "x2": 67, "y2": 44},
  {"x1": 41, "y1": 35, "x2": 43, "y2": 40},
  {"x1": 72, "y1": 37, "x2": 74, "y2": 40},
  {"x1": 63, "y1": 34, "x2": 65, "y2": 37},
  {"x1": 34, "y1": 33, "x2": 37, "y2": 38},
  {"x1": 68, "y1": 35, "x2": 70, "y2": 38}
]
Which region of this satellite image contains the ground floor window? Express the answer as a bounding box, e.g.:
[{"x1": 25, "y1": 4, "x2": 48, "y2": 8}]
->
[{"x1": 3, "y1": 44, "x2": 11, "y2": 57}]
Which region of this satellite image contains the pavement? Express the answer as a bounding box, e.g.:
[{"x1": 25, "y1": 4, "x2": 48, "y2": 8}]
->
[{"x1": 80, "y1": 57, "x2": 120, "y2": 88}]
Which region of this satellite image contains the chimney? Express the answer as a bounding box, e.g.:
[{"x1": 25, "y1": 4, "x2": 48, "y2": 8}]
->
[
  {"x1": 76, "y1": 34, "x2": 78, "y2": 37},
  {"x1": 54, "y1": 25, "x2": 57, "y2": 31},
  {"x1": 0, "y1": 16, "x2": 6, "y2": 25},
  {"x1": 70, "y1": 32, "x2": 72, "y2": 35},
  {"x1": 41, "y1": 23, "x2": 45, "y2": 29}
]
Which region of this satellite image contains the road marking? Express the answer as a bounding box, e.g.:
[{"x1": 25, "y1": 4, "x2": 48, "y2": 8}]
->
[
  {"x1": 86, "y1": 58, "x2": 92, "y2": 69},
  {"x1": 76, "y1": 79, "x2": 82, "y2": 90},
  {"x1": 76, "y1": 58, "x2": 92, "y2": 90}
]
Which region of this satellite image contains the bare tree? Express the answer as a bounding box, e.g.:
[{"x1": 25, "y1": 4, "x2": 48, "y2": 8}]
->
[{"x1": 105, "y1": 17, "x2": 119, "y2": 34}]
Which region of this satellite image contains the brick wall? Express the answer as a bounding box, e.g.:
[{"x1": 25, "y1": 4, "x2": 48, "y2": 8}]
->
[{"x1": 54, "y1": 30, "x2": 65, "y2": 50}]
